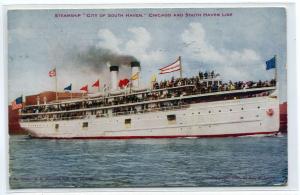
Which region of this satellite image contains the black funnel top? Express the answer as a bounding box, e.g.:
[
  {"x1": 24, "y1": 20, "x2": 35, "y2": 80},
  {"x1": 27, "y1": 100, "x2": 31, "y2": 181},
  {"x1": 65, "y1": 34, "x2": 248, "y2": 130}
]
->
[
  {"x1": 131, "y1": 61, "x2": 140, "y2": 67},
  {"x1": 110, "y1": 66, "x2": 119, "y2": 71}
]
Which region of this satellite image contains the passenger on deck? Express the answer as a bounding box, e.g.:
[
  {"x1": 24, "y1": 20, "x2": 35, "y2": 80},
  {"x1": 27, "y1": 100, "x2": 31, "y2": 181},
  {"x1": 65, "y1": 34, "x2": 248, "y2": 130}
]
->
[
  {"x1": 204, "y1": 71, "x2": 208, "y2": 79},
  {"x1": 199, "y1": 71, "x2": 203, "y2": 80},
  {"x1": 211, "y1": 71, "x2": 215, "y2": 79},
  {"x1": 22, "y1": 74, "x2": 276, "y2": 115}
]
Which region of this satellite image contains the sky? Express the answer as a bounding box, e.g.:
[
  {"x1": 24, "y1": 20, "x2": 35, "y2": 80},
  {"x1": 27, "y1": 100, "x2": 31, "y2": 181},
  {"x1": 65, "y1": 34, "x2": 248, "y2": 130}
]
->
[{"x1": 7, "y1": 8, "x2": 287, "y2": 102}]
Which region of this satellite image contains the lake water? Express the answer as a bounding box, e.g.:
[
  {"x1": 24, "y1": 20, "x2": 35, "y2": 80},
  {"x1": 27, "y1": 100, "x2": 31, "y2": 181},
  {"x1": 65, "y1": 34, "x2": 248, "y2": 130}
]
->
[{"x1": 9, "y1": 135, "x2": 287, "y2": 189}]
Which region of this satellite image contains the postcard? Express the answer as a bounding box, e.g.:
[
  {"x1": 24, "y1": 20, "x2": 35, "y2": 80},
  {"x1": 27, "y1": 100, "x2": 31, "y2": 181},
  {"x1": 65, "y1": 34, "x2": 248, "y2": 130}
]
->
[{"x1": 7, "y1": 7, "x2": 288, "y2": 189}]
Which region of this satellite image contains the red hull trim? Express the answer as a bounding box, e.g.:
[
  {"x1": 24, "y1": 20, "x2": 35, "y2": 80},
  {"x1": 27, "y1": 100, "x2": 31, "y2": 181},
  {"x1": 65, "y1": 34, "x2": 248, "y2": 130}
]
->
[{"x1": 31, "y1": 131, "x2": 279, "y2": 139}]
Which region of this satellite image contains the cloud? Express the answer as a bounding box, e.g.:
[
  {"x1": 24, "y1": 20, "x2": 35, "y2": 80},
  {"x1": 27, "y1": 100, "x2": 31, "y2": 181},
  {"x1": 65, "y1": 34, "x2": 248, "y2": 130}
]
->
[
  {"x1": 181, "y1": 22, "x2": 270, "y2": 81},
  {"x1": 97, "y1": 27, "x2": 166, "y2": 67},
  {"x1": 97, "y1": 29, "x2": 123, "y2": 53},
  {"x1": 125, "y1": 27, "x2": 165, "y2": 67},
  {"x1": 126, "y1": 27, "x2": 151, "y2": 51}
]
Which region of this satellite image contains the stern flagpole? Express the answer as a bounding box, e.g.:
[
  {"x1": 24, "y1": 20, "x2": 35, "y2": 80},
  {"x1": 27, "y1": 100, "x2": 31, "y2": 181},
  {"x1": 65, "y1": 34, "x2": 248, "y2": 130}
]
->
[
  {"x1": 55, "y1": 67, "x2": 58, "y2": 101},
  {"x1": 275, "y1": 55, "x2": 277, "y2": 81},
  {"x1": 274, "y1": 55, "x2": 278, "y2": 90}
]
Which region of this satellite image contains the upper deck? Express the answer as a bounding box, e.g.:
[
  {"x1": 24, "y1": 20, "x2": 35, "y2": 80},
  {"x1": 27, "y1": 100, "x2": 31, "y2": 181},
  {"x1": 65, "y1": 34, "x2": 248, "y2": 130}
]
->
[{"x1": 20, "y1": 77, "x2": 276, "y2": 117}]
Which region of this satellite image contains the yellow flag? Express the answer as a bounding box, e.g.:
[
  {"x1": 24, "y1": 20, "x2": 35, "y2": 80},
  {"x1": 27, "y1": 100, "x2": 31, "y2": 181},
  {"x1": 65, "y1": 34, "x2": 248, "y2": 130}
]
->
[
  {"x1": 131, "y1": 72, "x2": 139, "y2": 80},
  {"x1": 151, "y1": 74, "x2": 157, "y2": 82}
]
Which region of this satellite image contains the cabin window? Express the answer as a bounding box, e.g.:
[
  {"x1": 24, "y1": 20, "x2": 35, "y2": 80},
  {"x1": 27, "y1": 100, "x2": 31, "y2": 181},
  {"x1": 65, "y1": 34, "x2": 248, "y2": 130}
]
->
[
  {"x1": 241, "y1": 107, "x2": 244, "y2": 110},
  {"x1": 167, "y1": 114, "x2": 176, "y2": 121},
  {"x1": 55, "y1": 124, "x2": 59, "y2": 129},
  {"x1": 125, "y1": 119, "x2": 131, "y2": 124},
  {"x1": 230, "y1": 109, "x2": 232, "y2": 112},
  {"x1": 257, "y1": 106, "x2": 260, "y2": 109},
  {"x1": 82, "y1": 122, "x2": 88, "y2": 128}
]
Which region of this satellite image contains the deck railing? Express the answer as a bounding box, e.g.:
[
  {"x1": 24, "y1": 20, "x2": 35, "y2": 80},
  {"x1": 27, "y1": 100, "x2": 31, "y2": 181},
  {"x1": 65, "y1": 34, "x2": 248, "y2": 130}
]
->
[{"x1": 20, "y1": 104, "x2": 190, "y2": 122}]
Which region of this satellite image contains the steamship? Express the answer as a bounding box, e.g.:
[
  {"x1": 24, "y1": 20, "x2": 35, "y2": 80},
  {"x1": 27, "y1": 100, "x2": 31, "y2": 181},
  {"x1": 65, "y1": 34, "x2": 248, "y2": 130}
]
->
[{"x1": 19, "y1": 59, "x2": 279, "y2": 139}]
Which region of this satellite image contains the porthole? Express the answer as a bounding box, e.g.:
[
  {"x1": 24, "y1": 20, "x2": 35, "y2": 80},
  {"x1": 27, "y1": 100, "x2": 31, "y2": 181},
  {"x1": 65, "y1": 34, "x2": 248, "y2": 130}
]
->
[
  {"x1": 230, "y1": 109, "x2": 232, "y2": 112},
  {"x1": 257, "y1": 106, "x2": 260, "y2": 109},
  {"x1": 240, "y1": 116, "x2": 244, "y2": 119},
  {"x1": 208, "y1": 111, "x2": 211, "y2": 113},
  {"x1": 198, "y1": 112, "x2": 200, "y2": 114},
  {"x1": 219, "y1": 110, "x2": 221, "y2": 112},
  {"x1": 241, "y1": 108, "x2": 244, "y2": 110}
]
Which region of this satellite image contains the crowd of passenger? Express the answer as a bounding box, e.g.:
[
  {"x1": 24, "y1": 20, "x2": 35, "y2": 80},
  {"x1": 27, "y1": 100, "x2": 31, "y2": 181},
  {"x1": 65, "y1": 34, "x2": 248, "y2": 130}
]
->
[
  {"x1": 153, "y1": 71, "x2": 276, "y2": 92},
  {"x1": 21, "y1": 72, "x2": 276, "y2": 116}
]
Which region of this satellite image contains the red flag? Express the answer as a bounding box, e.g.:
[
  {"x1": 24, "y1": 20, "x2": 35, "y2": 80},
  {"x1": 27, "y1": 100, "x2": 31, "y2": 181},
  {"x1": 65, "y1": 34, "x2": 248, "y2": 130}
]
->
[
  {"x1": 119, "y1": 79, "x2": 130, "y2": 88},
  {"x1": 48, "y1": 68, "x2": 56, "y2": 77},
  {"x1": 80, "y1": 85, "x2": 88, "y2": 92},
  {"x1": 92, "y1": 80, "x2": 100, "y2": 87}
]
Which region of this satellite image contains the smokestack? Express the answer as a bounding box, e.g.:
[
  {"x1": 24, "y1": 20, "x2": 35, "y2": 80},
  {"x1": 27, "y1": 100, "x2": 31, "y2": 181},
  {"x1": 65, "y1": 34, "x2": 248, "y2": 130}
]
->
[
  {"x1": 110, "y1": 65, "x2": 119, "y2": 91},
  {"x1": 131, "y1": 61, "x2": 141, "y2": 89}
]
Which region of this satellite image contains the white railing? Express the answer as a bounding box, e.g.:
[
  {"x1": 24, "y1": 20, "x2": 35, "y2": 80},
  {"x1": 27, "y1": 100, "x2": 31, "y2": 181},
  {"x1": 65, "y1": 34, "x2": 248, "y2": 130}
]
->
[{"x1": 20, "y1": 104, "x2": 189, "y2": 122}]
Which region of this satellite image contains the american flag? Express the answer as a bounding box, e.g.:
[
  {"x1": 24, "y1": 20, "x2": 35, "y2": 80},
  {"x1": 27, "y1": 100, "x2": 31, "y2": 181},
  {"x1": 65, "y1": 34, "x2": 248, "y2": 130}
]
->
[
  {"x1": 11, "y1": 96, "x2": 23, "y2": 110},
  {"x1": 159, "y1": 58, "x2": 181, "y2": 74},
  {"x1": 48, "y1": 68, "x2": 56, "y2": 77}
]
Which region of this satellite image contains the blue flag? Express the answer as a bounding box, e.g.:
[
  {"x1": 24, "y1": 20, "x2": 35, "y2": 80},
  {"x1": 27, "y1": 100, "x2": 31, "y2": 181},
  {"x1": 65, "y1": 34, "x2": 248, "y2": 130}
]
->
[
  {"x1": 64, "y1": 84, "x2": 72, "y2": 91},
  {"x1": 15, "y1": 96, "x2": 23, "y2": 104},
  {"x1": 266, "y1": 57, "x2": 276, "y2": 70}
]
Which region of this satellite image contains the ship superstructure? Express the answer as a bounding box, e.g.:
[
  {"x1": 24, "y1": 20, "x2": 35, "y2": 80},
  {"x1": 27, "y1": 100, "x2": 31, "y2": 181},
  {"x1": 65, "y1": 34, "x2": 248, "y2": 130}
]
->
[{"x1": 19, "y1": 59, "x2": 280, "y2": 138}]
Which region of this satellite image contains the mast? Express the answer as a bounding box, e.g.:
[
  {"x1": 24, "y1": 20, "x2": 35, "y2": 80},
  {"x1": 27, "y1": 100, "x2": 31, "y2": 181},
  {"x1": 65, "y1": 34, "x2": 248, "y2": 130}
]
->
[
  {"x1": 179, "y1": 56, "x2": 183, "y2": 78},
  {"x1": 275, "y1": 55, "x2": 277, "y2": 80},
  {"x1": 55, "y1": 67, "x2": 58, "y2": 101},
  {"x1": 70, "y1": 84, "x2": 73, "y2": 100},
  {"x1": 98, "y1": 79, "x2": 100, "y2": 92},
  {"x1": 274, "y1": 55, "x2": 278, "y2": 89}
]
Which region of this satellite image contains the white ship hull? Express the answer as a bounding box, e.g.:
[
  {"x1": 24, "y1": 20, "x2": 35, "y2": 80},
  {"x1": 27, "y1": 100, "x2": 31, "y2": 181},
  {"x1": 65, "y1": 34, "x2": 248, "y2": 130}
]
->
[{"x1": 20, "y1": 96, "x2": 279, "y2": 139}]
